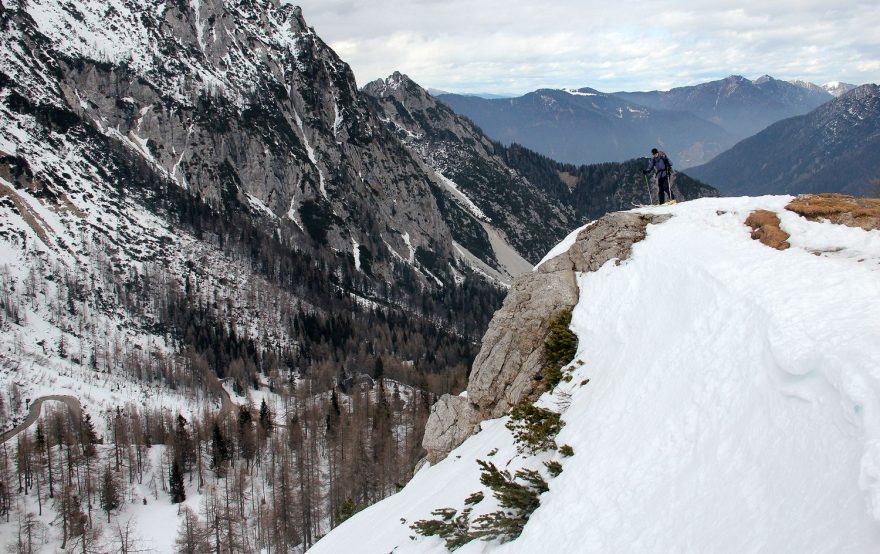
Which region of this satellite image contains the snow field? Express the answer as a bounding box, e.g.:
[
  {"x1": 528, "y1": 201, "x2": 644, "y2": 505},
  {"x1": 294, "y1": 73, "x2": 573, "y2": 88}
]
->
[
  {"x1": 0, "y1": 442, "x2": 211, "y2": 554},
  {"x1": 312, "y1": 196, "x2": 880, "y2": 553}
]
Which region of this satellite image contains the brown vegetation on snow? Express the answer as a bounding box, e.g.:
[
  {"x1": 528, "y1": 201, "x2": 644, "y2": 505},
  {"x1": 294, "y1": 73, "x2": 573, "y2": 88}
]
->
[
  {"x1": 745, "y1": 209, "x2": 791, "y2": 250},
  {"x1": 785, "y1": 193, "x2": 880, "y2": 231}
]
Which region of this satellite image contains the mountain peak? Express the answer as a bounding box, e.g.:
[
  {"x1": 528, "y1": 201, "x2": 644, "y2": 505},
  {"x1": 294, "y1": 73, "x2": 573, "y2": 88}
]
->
[
  {"x1": 823, "y1": 80, "x2": 859, "y2": 97},
  {"x1": 363, "y1": 71, "x2": 421, "y2": 97}
]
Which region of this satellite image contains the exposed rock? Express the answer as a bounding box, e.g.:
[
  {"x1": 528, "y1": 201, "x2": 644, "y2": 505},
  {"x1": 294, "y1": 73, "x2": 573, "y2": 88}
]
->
[
  {"x1": 422, "y1": 211, "x2": 671, "y2": 463},
  {"x1": 422, "y1": 394, "x2": 480, "y2": 464},
  {"x1": 745, "y1": 210, "x2": 791, "y2": 250},
  {"x1": 466, "y1": 268, "x2": 579, "y2": 417}
]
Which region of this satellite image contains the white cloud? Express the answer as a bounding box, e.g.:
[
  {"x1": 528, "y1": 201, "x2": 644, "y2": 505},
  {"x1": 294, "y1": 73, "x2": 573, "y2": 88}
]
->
[{"x1": 291, "y1": 0, "x2": 880, "y2": 93}]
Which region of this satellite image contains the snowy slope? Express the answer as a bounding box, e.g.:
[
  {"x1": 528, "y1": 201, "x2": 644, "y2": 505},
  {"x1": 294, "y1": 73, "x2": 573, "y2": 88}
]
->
[{"x1": 311, "y1": 196, "x2": 880, "y2": 553}]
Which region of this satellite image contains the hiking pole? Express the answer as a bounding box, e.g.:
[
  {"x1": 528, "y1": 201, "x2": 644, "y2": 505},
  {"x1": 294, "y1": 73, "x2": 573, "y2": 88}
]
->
[{"x1": 642, "y1": 173, "x2": 652, "y2": 205}]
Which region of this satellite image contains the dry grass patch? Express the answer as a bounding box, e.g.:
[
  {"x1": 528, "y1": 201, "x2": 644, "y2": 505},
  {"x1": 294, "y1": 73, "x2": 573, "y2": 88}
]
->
[
  {"x1": 745, "y1": 210, "x2": 790, "y2": 250},
  {"x1": 786, "y1": 194, "x2": 880, "y2": 231}
]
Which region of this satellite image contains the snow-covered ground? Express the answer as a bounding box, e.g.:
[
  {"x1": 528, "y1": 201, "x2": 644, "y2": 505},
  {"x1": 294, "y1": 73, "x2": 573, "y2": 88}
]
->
[
  {"x1": 0, "y1": 443, "x2": 215, "y2": 554},
  {"x1": 311, "y1": 196, "x2": 880, "y2": 553}
]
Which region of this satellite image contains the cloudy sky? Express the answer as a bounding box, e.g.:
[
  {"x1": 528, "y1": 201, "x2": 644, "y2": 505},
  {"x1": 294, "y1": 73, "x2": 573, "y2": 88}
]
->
[{"x1": 290, "y1": 0, "x2": 880, "y2": 95}]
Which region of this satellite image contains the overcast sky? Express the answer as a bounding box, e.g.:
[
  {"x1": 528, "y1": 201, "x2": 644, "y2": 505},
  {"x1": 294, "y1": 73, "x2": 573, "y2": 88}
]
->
[{"x1": 289, "y1": 0, "x2": 880, "y2": 95}]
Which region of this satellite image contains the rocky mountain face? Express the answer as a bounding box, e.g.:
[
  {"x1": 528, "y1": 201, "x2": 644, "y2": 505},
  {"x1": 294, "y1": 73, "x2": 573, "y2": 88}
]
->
[
  {"x1": 615, "y1": 75, "x2": 833, "y2": 143},
  {"x1": 437, "y1": 88, "x2": 732, "y2": 168},
  {"x1": 0, "y1": 0, "x2": 512, "y2": 357},
  {"x1": 688, "y1": 84, "x2": 880, "y2": 196},
  {"x1": 3, "y1": 0, "x2": 470, "y2": 278},
  {"x1": 363, "y1": 72, "x2": 576, "y2": 269}
]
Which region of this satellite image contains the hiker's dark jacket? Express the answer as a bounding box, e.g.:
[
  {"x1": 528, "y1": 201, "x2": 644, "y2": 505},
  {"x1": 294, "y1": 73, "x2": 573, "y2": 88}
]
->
[{"x1": 645, "y1": 155, "x2": 671, "y2": 178}]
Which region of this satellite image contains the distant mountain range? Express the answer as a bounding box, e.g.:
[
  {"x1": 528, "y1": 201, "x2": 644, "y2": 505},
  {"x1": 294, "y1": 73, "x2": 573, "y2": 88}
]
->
[
  {"x1": 437, "y1": 75, "x2": 857, "y2": 169},
  {"x1": 437, "y1": 87, "x2": 733, "y2": 168},
  {"x1": 688, "y1": 84, "x2": 880, "y2": 196},
  {"x1": 427, "y1": 88, "x2": 515, "y2": 99},
  {"x1": 615, "y1": 75, "x2": 833, "y2": 140}
]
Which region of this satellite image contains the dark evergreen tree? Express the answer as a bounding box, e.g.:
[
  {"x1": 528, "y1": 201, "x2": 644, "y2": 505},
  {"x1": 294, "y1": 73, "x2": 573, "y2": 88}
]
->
[
  {"x1": 506, "y1": 401, "x2": 565, "y2": 454},
  {"x1": 169, "y1": 460, "x2": 186, "y2": 504},
  {"x1": 470, "y1": 460, "x2": 548, "y2": 542},
  {"x1": 80, "y1": 414, "x2": 98, "y2": 459},
  {"x1": 175, "y1": 414, "x2": 194, "y2": 472},
  {"x1": 210, "y1": 422, "x2": 228, "y2": 475},
  {"x1": 373, "y1": 356, "x2": 384, "y2": 380},
  {"x1": 542, "y1": 309, "x2": 578, "y2": 389},
  {"x1": 100, "y1": 464, "x2": 120, "y2": 522},
  {"x1": 258, "y1": 399, "x2": 272, "y2": 434}
]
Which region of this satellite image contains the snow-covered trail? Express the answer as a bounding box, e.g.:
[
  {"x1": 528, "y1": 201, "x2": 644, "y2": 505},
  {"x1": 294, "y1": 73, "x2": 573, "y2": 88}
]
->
[
  {"x1": 0, "y1": 395, "x2": 81, "y2": 444},
  {"x1": 312, "y1": 196, "x2": 880, "y2": 554},
  {"x1": 508, "y1": 196, "x2": 880, "y2": 553}
]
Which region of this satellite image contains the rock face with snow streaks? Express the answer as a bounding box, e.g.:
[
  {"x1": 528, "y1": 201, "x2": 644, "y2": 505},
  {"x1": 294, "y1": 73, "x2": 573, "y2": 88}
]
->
[
  {"x1": 2, "y1": 0, "x2": 467, "y2": 280},
  {"x1": 424, "y1": 211, "x2": 670, "y2": 462},
  {"x1": 364, "y1": 72, "x2": 576, "y2": 267}
]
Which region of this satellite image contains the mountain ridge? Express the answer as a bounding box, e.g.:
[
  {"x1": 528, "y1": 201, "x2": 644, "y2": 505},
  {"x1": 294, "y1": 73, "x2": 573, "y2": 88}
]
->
[
  {"x1": 437, "y1": 87, "x2": 732, "y2": 168},
  {"x1": 436, "y1": 74, "x2": 844, "y2": 170},
  {"x1": 688, "y1": 84, "x2": 880, "y2": 196}
]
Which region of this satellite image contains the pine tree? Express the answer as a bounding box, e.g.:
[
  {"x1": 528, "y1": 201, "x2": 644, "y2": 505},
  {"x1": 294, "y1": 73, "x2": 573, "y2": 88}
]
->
[
  {"x1": 175, "y1": 414, "x2": 194, "y2": 472},
  {"x1": 237, "y1": 407, "x2": 256, "y2": 469},
  {"x1": 169, "y1": 459, "x2": 186, "y2": 504},
  {"x1": 210, "y1": 422, "x2": 228, "y2": 476},
  {"x1": 542, "y1": 309, "x2": 578, "y2": 389},
  {"x1": 100, "y1": 464, "x2": 120, "y2": 522},
  {"x1": 470, "y1": 460, "x2": 548, "y2": 542},
  {"x1": 410, "y1": 507, "x2": 473, "y2": 550},
  {"x1": 505, "y1": 401, "x2": 564, "y2": 454},
  {"x1": 373, "y1": 356, "x2": 384, "y2": 380},
  {"x1": 258, "y1": 400, "x2": 272, "y2": 434},
  {"x1": 80, "y1": 414, "x2": 98, "y2": 459}
]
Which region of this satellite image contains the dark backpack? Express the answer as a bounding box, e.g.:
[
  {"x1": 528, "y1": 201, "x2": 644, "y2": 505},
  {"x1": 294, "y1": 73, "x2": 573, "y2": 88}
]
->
[{"x1": 659, "y1": 151, "x2": 672, "y2": 173}]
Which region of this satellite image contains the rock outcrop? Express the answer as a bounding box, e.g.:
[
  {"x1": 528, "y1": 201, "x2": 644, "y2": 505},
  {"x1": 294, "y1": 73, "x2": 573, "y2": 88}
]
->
[{"x1": 423, "y1": 211, "x2": 671, "y2": 463}]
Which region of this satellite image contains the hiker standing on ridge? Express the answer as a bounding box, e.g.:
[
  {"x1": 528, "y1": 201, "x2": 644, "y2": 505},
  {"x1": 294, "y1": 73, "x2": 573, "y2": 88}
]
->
[{"x1": 643, "y1": 148, "x2": 674, "y2": 204}]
